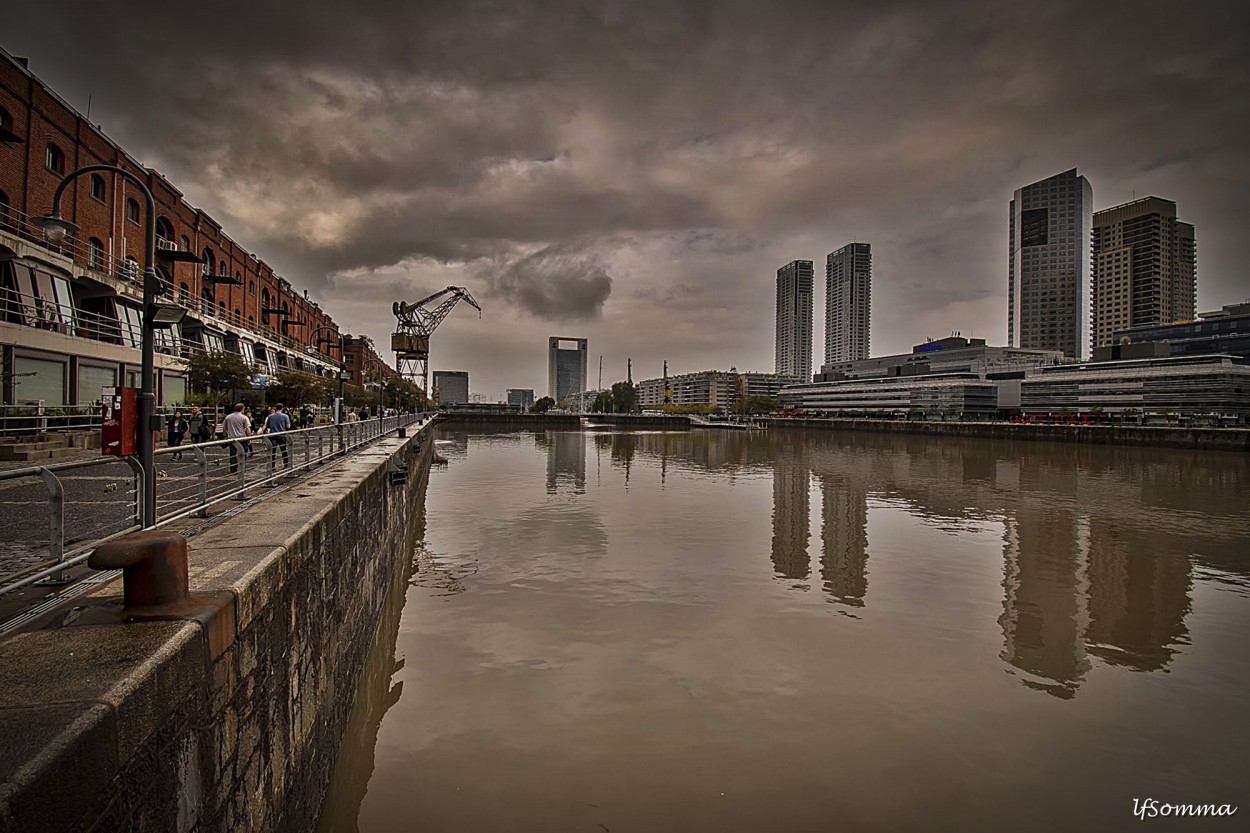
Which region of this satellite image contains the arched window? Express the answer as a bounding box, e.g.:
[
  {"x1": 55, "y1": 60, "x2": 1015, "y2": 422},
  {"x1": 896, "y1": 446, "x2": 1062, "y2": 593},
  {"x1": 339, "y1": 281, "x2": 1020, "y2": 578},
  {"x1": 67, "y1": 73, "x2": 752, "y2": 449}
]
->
[
  {"x1": 87, "y1": 237, "x2": 105, "y2": 270},
  {"x1": 90, "y1": 174, "x2": 106, "y2": 202},
  {"x1": 155, "y1": 217, "x2": 175, "y2": 246},
  {"x1": 45, "y1": 143, "x2": 65, "y2": 174},
  {"x1": 180, "y1": 235, "x2": 190, "y2": 252},
  {"x1": 0, "y1": 107, "x2": 12, "y2": 134},
  {"x1": 219, "y1": 260, "x2": 228, "y2": 276},
  {"x1": 248, "y1": 280, "x2": 255, "y2": 295},
  {"x1": 218, "y1": 300, "x2": 226, "y2": 318},
  {"x1": 248, "y1": 314, "x2": 255, "y2": 326},
  {"x1": 201, "y1": 249, "x2": 215, "y2": 278},
  {"x1": 179, "y1": 282, "x2": 190, "y2": 302},
  {"x1": 125, "y1": 198, "x2": 140, "y2": 224},
  {"x1": 234, "y1": 308, "x2": 241, "y2": 323},
  {"x1": 261, "y1": 288, "x2": 271, "y2": 309},
  {"x1": 201, "y1": 284, "x2": 214, "y2": 304}
]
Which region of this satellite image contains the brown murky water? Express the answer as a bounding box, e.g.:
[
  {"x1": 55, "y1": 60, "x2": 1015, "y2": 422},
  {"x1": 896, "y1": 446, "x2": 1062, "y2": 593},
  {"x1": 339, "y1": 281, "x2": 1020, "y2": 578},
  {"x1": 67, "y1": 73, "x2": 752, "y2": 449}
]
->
[{"x1": 318, "y1": 427, "x2": 1250, "y2": 833}]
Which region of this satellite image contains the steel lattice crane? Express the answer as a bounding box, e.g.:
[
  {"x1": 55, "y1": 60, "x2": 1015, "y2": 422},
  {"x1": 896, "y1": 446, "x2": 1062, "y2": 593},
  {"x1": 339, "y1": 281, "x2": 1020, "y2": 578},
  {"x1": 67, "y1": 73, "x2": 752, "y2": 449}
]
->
[{"x1": 391, "y1": 286, "x2": 482, "y2": 398}]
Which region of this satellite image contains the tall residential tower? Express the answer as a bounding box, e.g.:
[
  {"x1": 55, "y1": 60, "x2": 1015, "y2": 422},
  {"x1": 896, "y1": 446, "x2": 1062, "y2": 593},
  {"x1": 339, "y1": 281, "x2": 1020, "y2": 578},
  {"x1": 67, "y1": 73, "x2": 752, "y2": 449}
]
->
[
  {"x1": 1091, "y1": 197, "x2": 1196, "y2": 348},
  {"x1": 775, "y1": 260, "x2": 814, "y2": 381},
  {"x1": 825, "y1": 243, "x2": 872, "y2": 364},
  {"x1": 1009, "y1": 168, "x2": 1093, "y2": 359}
]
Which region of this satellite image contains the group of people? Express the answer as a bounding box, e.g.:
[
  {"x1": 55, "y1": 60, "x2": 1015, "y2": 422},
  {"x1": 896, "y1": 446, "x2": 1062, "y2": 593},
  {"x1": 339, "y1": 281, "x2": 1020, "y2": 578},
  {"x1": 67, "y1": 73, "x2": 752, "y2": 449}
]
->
[
  {"x1": 167, "y1": 402, "x2": 304, "y2": 471},
  {"x1": 164, "y1": 405, "x2": 213, "y2": 461}
]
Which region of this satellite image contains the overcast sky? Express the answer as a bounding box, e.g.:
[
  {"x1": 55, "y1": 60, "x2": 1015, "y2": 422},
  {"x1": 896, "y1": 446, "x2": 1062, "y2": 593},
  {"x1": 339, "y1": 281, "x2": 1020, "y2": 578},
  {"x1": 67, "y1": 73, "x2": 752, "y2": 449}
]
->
[{"x1": 7, "y1": 1, "x2": 1249, "y2": 399}]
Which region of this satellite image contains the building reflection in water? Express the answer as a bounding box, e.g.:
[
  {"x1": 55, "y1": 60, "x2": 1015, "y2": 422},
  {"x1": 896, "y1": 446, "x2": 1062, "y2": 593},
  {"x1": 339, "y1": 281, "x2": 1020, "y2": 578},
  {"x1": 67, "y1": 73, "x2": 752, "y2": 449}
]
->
[
  {"x1": 999, "y1": 507, "x2": 1194, "y2": 698},
  {"x1": 999, "y1": 509, "x2": 1092, "y2": 699},
  {"x1": 761, "y1": 431, "x2": 1199, "y2": 697},
  {"x1": 816, "y1": 470, "x2": 869, "y2": 608},
  {"x1": 771, "y1": 450, "x2": 811, "y2": 580},
  {"x1": 542, "y1": 430, "x2": 586, "y2": 494}
]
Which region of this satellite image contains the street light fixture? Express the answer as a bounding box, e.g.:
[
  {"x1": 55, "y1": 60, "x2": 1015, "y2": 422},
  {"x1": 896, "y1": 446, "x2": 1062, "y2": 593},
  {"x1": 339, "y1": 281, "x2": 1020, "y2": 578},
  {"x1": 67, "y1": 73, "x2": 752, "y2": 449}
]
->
[
  {"x1": 37, "y1": 165, "x2": 171, "y2": 528},
  {"x1": 310, "y1": 326, "x2": 347, "y2": 423}
]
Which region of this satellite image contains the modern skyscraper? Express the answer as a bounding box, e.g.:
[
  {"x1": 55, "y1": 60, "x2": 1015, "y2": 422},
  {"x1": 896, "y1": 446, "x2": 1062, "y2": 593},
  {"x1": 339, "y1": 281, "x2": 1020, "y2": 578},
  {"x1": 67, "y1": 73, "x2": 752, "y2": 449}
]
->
[
  {"x1": 825, "y1": 243, "x2": 872, "y2": 363},
  {"x1": 1091, "y1": 197, "x2": 1196, "y2": 348},
  {"x1": 506, "y1": 388, "x2": 535, "y2": 410},
  {"x1": 1009, "y1": 168, "x2": 1094, "y2": 359},
  {"x1": 432, "y1": 370, "x2": 469, "y2": 405},
  {"x1": 548, "y1": 337, "x2": 588, "y2": 403},
  {"x1": 775, "y1": 260, "x2": 814, "y2": 381}
]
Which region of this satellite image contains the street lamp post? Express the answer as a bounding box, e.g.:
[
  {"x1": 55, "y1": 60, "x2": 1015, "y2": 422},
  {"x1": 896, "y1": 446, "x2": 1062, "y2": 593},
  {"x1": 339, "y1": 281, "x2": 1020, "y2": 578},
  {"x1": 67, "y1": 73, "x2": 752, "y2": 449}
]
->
[
  {"x1": 310, "y1": 327, "x2": 347, "y2": 424},
  {"x1": 38, "y1": 165, "x2": 169, "y2": 528}
]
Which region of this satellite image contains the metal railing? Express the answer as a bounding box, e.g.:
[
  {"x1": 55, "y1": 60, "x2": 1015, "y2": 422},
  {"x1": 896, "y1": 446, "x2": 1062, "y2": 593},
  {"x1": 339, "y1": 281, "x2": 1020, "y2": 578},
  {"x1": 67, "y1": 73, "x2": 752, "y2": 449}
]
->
[{"x1": 0, "y1": 413, "x2": 425, "y2": 598}]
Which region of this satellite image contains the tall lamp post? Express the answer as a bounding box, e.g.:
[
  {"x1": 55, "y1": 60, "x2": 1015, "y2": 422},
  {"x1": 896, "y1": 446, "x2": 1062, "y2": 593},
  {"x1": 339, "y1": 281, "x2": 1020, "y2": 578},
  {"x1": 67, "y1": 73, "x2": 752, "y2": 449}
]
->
[
  {"x1": 38, "y1": 165, "x2": 187, "y2": 528},
  {"x1": 310, "y1": 326, "x2": 348, "y2": 423},
  {"x1": 364, "y1": 357, "x2": 386, "y2": 419}
]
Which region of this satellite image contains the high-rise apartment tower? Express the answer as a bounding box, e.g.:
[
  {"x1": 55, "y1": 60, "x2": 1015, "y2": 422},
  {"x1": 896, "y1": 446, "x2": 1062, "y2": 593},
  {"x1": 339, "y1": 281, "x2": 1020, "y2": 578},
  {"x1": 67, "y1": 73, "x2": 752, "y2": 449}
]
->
[
  {"x1": 825, "y1": 243, "x2": 872, "y2": 363},
  {"x1": 1009, "y1": 168, "x2": 1093, "y2": 359},
  {"x1": 1091, "y1": 197, "x2": 1196, "y2": 348},
  {"x1": 548, "y1": 337, "x2": 588, "y2": 403},
  {"x1": 775, "y1": 260, "x2": 814, "y2": 381}
]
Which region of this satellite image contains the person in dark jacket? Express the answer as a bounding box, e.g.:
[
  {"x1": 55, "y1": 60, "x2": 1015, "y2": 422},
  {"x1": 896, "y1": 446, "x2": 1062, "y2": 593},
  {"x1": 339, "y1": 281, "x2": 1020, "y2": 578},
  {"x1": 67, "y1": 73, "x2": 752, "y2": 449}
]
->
[{"x1": 167, "y1": 410, "x2": 189, "y2": 461}]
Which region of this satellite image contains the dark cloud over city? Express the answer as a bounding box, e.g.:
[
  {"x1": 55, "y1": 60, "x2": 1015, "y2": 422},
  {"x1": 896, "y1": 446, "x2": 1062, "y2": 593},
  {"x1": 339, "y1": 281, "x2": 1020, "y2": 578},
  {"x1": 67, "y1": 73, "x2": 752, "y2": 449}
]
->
[{"x1": 6, "y1": 0, "x2": 1249, "y2": 397}]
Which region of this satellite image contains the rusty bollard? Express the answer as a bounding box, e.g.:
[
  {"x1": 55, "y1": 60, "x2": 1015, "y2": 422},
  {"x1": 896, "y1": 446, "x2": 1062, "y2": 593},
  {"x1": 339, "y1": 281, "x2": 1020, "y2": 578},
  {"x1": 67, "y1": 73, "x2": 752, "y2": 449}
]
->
[{"x1": 89, "y1": 530, "x2": 236, "y2": 658}]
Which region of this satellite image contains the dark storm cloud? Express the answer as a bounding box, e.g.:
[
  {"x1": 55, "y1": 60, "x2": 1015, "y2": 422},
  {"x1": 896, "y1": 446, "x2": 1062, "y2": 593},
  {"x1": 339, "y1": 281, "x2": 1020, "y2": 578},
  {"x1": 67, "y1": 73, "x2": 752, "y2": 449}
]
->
[
  {"x1": 6, "y1": 0, "x2": 1250, "y2": 392},
  {"x1": 482, "y1": 241, "x2": 614, "y2": 321}
]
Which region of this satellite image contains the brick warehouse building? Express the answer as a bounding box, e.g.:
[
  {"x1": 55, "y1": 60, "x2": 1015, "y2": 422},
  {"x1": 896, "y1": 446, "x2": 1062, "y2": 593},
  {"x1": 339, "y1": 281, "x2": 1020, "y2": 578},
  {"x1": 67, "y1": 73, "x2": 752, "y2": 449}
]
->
[{"x1": 0, "y1": 47, "x2": 393, "y2": 413}]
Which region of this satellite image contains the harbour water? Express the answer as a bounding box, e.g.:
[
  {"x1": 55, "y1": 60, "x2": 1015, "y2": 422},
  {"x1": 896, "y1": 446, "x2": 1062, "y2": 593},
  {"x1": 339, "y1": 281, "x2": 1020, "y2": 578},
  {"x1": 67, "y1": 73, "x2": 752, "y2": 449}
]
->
[{"x1": 319, "y1": 427, "x2": 1250, "y2": 832}]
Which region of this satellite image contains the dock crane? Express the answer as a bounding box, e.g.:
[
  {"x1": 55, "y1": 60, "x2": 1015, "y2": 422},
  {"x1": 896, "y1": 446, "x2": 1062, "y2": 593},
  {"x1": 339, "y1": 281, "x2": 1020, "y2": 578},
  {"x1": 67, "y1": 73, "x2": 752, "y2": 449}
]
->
[{"x1": 391, "y1": 286, "x2": 482, "y2": 398}]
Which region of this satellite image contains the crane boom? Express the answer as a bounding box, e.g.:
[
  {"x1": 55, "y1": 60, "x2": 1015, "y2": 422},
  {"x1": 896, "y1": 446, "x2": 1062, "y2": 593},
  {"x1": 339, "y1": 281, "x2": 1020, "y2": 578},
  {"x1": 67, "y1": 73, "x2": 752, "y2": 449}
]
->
[{"x1": 391, "y1": 286, "x2": 483, "y2": 400}]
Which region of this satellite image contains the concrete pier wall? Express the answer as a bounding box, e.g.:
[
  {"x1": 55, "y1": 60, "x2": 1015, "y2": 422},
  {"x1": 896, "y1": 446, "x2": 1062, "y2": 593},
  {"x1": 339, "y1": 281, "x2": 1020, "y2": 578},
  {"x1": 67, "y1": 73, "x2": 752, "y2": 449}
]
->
[
  {"x1": 0, "y1": 425, "x2": 434, "y2": 833},
  {"x1": 764, "y1": 417, "x2": 1250, "y2": 452}
]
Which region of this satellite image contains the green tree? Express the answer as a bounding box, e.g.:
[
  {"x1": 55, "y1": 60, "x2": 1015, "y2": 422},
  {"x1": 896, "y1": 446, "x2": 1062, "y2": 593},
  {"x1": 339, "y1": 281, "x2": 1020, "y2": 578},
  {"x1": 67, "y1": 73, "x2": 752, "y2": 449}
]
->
[
  {"x1": 740, "y1": 395, "x2": 778, "y2": 415},
  {"x1": 592, "y1": 390, "x2": 613, "y2": 413},
  {"x1": 267, "y1": 371, "x2": 332, "y2": 408},
  {"x1": 385, "y1": 377, "x2": 429, "y2": 411},
  {"x1": 610, "y1": 380, "x2": 638, "y2": 414},
  {"x1": 531, "y1": 396, "x2": 555, "y2": 413},
  {"x1": 186, "y1": 350, "x2": 253, "y2": 400}
]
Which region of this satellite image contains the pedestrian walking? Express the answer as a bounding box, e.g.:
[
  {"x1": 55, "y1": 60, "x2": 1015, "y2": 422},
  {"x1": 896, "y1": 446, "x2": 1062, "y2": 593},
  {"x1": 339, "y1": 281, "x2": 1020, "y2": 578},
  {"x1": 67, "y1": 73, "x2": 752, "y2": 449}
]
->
[
  {"x1": 263, "y1": 402, "x2": 292, "y2": 469},
  {"x1": 187, "y1": 405, "x2": 209, "y2": 444},
  {"x1": 167, "y1": 410, "x2": 189, "y2": 461},
  {"x1": 223, "y1": 403, "x2": 252, "y2": 474}
]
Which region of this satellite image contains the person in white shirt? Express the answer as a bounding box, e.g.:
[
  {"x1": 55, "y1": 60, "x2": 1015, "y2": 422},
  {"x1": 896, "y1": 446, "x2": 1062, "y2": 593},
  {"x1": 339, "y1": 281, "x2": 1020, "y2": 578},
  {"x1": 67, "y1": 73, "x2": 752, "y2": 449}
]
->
[{"x1": 223, "y1": 403, "x2": 252, "y2": 474}]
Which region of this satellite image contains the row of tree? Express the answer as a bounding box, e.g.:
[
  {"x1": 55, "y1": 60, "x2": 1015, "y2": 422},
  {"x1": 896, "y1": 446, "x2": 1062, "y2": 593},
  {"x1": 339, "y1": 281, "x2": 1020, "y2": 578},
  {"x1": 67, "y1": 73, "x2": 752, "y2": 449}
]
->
[{"x1": 184, "y1": 351, "x2": 430, "y2": 411}]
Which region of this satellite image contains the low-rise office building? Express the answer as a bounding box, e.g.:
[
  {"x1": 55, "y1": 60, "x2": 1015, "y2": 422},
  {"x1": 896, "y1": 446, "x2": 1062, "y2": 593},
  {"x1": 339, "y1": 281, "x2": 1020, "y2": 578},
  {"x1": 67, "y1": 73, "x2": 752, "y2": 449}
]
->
[
  {"x1": 1020, "y1": 354, "x2": 1250, "y2": 421},
  {"x1": 635, "y1": 370, "x2": 799, "y2": 411},
  {"x1": 778, "y1": 373, "x2": 999, "y2": 419}
]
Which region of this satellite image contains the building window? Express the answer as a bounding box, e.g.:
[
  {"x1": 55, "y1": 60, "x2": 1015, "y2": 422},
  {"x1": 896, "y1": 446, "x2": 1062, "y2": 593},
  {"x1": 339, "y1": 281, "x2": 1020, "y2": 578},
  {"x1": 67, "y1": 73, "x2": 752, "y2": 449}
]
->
[
  {"x1": 248, "y1": 280, "x2": 255, "y2": 295},
  {"x1": 0, "y1": 189, "x2": 9, "y2": 225},
  {"x1": 90, "y1": 174, "x2": 106, "y2": 202},
  {"x1": 201, "y1": 249, "x2": 215, "y2": 278},
  {"x1": 180, "y1": 235, "x2": 190, "y2": 252},
  {"x1": 88, "y1": 237, "x2": 105, "y2": 270},
  {"x1": 0, "y1": 107, "x2": 12, "y2": 134},
  {"x1": 179, "y1": 282, "x2": 190, "y2": 302},
  {"x1": 155, "y1": 217, "x2": 175, "y2": 247},
  {"x1": 126, "y1": 198, "x2": 140, "y2": 224},
  {"x1": 45, "y1": 143, "x2": 65, "y2": 174}
]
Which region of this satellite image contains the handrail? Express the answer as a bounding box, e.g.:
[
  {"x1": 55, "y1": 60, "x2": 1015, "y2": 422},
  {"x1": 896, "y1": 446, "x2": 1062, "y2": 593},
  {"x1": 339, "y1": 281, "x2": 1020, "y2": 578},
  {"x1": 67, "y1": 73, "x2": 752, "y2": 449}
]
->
[{"x1": 0, "y1": 413, "x2": 427, "y2": 599}]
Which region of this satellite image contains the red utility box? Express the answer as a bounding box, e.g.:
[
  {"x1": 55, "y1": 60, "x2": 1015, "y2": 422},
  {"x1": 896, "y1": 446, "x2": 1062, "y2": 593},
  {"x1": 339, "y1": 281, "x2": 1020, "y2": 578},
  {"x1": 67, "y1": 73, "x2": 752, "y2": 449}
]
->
[{"x1": 101, "y1": 386, "x2": 138, "y2": 456}]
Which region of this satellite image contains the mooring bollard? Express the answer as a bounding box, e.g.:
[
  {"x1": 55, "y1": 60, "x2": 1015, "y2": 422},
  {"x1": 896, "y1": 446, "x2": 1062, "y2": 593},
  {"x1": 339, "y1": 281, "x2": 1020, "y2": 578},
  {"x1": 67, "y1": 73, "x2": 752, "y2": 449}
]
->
[{"x1": 87, "y1": 531, "x2": 236, "y2": 657}]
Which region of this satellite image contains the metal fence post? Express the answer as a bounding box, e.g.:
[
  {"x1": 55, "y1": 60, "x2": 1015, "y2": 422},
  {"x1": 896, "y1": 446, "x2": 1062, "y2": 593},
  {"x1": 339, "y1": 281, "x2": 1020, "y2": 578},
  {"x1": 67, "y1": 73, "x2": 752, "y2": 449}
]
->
[
  {"x1": 191, "y1": 444, "x2": 209, "y2": 517},
  {"x1": 34, "y1": 468, "x2": 70, "y2": 585}
]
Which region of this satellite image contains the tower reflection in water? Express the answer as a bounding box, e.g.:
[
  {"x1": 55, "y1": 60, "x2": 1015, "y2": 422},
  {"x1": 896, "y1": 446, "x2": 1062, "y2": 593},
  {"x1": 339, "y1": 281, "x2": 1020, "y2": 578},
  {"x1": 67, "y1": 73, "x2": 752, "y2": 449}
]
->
[{"x1": 766, "y1": 433, "x2": 1195, "y2": 698}]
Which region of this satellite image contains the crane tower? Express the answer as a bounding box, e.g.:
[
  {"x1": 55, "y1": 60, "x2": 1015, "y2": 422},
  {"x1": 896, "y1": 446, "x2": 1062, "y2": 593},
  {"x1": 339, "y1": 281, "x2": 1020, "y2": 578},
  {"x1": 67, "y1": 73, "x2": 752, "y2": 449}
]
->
[{"x1": 391, "y1": 286, "x2": 482, "y2": 397}]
